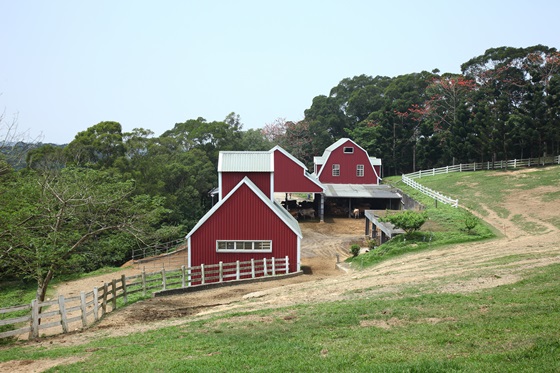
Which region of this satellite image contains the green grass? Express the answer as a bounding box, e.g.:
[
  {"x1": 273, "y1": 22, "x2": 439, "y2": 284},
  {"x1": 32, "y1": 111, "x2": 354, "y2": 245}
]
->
[{"x1": 1, "y1": 264, "x2": 558, "y2": 372}]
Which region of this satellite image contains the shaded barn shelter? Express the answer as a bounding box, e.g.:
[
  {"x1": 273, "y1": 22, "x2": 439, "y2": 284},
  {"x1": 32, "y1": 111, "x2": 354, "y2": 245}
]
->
[
  {"x1": 313, "y1": 138, "x2": 402, "y2": 220},
  {"x1": 185, "y1": 146, "x2": 322, "y2": 284}
]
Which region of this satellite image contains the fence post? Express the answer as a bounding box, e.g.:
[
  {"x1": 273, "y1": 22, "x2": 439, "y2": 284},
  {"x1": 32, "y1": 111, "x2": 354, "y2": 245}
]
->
[
  {"x1": 102, "y1": 283, "x2": 108, "y2": 316},
  {"x1": 80, "y1": 291, "x2": 87, "y2": 329},
  {"x1": 201, "y1": 264, "x2": 205, "y2": 285},
  {"x1": 272, "y1": 257, "x2": 276, "y2": 276},
  {"x1": 121, "y1": 274, "x2": 127, "y2": 305},
  {"x1": 236, "y1": 260, "x2": 240, "y2": 280},
  {"x1": 30, "y1": 299, "x2": 39, "y2": 339},
  {"x1": 142, "y1": 268, "x2": 146, "y2": 297},
  {"x1": 285, "y1": 256, "x2": 290, "y2": 274},
  {"x1": 528, "y1": 158, "x2": 531, "y2": 167},
  {"x1": 181, "y1": 265, "x2": 186, "y2": 288},
  {"x1": 263, "y1": 258, "x2": 268, "y2": 276},
  {"x1": 514, "y1": 159, "x2": 517, "y2": 168},
  {"x1": 251, "y1": 259, "x2": 255, "y2": 278},
  {"x1": 446, "y1": 166, "x2": 449, "y2": 173},
  {"x1": 219, "y1": 262, "x2": 223, "y2": 282},
  {"x1": 162, "y1": 267, "x2": 167, "y2": 290},
  {"x1": 93, "y1": 287, "x2": 99, "y2": 322},
  {"x1": 111, "y1": 279, "x2": 117, "y2": 310},
  {"x1": 419, "y1": 170, "x2": 422, "y2": 178},
  {"x1": 460, "y1": 164, "x2": 462, "y2": 172},
  {"x1": 59, "y1": 295, "x2": 69, "y2": 334},
  {"x1": 473, "y1": 163, "x2": 476, "y2": 171}
]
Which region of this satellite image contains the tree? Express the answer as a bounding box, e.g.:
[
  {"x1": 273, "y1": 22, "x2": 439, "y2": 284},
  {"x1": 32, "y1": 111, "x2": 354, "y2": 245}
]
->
[
  {"x1": 0, "y1": 167, "x2": 168, "y2": 302},
  {"x1": 380, "y1": 210, "x2": 428, "y2": 236},
  {"x1": 64, "y1": 121, "x2": 125, "y2": 169}
]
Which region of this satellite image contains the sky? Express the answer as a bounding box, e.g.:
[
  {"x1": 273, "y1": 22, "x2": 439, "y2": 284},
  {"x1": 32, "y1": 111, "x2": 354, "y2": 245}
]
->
[{"x1": 1, "y1": 1, "x2": 559, "y2": 144}]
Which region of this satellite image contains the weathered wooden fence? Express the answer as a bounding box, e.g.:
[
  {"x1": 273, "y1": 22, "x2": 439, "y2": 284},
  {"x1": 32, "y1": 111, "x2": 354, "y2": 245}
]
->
[
  {"x1": 402, "y1": 155, "x2": 560, "y2": 207},
  {"x1": 0, "y1": 256, "x2": 290, "y2": 340}
]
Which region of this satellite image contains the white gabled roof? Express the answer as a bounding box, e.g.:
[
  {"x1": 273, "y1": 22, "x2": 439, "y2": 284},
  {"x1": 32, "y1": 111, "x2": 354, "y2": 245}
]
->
[
  {"x1": 218, "y1": 151, "x2": 273, "y2": 172},
  {"x1": 185, "y1": 177, "x2": 302, "y2": 240}
]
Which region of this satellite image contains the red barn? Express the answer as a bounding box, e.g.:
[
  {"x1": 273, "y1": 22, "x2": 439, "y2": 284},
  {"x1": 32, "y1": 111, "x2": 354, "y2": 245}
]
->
[
  {"x1": 314, "y1": 138, "x2": 381, "y2": 185},
  {"x1": 313, "y1": 138, "x2": 401, "y2": 219},
  {"x1": 186, "y1": 146, "x2": 322, "y2": 284}
]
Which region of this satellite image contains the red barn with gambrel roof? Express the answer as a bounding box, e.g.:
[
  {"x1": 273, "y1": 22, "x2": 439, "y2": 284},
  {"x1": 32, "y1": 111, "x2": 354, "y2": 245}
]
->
[{"x1": 314, "y1": 138, "x2": 381, "y2": 185}]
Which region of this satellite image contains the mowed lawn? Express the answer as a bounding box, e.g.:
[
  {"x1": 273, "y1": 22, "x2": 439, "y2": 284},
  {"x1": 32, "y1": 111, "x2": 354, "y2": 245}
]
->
[{"x1": 1, "y1": 166, "x2": 559, "y2": 372}]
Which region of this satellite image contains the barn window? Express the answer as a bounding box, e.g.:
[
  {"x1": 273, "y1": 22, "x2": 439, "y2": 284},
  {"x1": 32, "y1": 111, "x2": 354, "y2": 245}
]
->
[
  {"x1": 332, "y1": 164, "x2": 340, "y2": 176},
  {"x1": 216, "y1": 240, "x2": 272, "y2": 253},
  {"x1": 356, "y1": 164, "x2": 364, "y2": 177},
  {"x1": 343, "y1": 147, "x2": 354, "y2": 154}
]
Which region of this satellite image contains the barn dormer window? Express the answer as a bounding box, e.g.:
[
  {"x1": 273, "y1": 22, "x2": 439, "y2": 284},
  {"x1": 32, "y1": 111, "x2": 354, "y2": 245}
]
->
[
  {"x1": 332, "y1": 164, "x2": 340, "y2": 176},
  {"x1": 356, "y1": 164, "x2": 364, "y2": 177},
  {"x1": 343, "y1": 147, "x2": 354, "y2": 154}
]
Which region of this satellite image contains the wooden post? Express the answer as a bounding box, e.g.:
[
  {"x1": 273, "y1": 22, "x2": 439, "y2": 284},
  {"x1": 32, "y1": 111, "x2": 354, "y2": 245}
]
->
[
  {"x1": 219, "y1": 262, "x2": 223, "y2": 282},
  {"x1": 460, "y1": 164, "x2": 462, "y2": 172},
  {"x1": 201, "y1": 264, "x2": 205, "y2": 285},
  {"x1": 102, "y1": 283, "x2": 108, "y2": 316},
  {"x1": 30, "y1": 299, "x2": 39, "y2": 339},
  {"x1": 181, "y1": 265, "x2": 186, "y2": 288},
  {"x1": 272, "y1": 257, "x2": 276, "y2": 276},
  {"x1": 121, "y1": 274, "x2": 127, "y2": 305},
  {"x1": 285, "y1": 256, "x2": 290, "y2": 274},
  {"x1": 80, "y1": 291, "x2": 87, "y2": 329},
  {"x1": 236, "y1": 260, "x2": 240, "y2": 280},
  {"x1": 142, "y1": 268, "x2": 146, "y2": 296},
  {"x1": 162, "y1": 267, "x2": 167, "y2": 290},
  {"x1": 93, "y1": 287, "x2": 99, "y2": 322},
  {"x1": 111, "y1": 279, "x2": 117, "y2": 310},
  {"x1": 514, "y1": 159, "x2": 517, "y2": 168},
  {"x1": 251, "y1": 259, "x2": 255, "y2": 278},
  {"x1": 59, "y1": 295, "x2": 69, "y2": 334},
  {"x1": 263, "y1": 258, "x2": 268, "y2": 276}
]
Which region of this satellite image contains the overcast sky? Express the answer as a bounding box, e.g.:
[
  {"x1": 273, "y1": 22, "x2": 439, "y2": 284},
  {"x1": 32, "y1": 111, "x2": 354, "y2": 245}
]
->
[{"x1": 1, "y1": 0, "x2": 559, "y2": 144}]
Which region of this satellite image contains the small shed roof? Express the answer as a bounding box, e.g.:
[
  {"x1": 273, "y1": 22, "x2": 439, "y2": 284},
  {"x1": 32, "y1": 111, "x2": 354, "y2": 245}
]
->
[
  {"x1": 364, "y1": 210, "x2": 406, "y2": 238},
  {"x1": 218, "y1": 151, "x2": 273, "y2": 172},
  {"x1": 323, "y1": 184, "x2": 401, "y2": 199}
]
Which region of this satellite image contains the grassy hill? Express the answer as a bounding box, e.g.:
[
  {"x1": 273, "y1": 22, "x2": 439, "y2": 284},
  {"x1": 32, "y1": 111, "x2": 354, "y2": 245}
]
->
[{"x1": 1, "y1": 166, "x2": 559, "y2": 372}]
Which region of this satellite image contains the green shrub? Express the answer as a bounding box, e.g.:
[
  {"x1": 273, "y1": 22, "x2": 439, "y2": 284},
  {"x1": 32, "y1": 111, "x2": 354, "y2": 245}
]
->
[{"x1": 349, "y1": 244, "x2": 361, "y2": 257}]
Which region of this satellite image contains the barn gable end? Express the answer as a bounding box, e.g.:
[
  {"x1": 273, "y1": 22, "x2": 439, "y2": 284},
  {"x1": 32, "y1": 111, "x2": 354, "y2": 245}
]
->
[
  {"x1": 272, "y1": 146, "x2": 324, "y2": 194},
  {"x1": 315, "y1": 138, "x2": 381, "y2": 185},
  {"x1": 186, "y1": 177, "x2": 302, "y2": 277}
]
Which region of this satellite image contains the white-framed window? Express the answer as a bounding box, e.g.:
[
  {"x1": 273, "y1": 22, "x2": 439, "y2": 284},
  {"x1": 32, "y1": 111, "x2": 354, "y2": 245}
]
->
[
  {"x1": 356, "y1": 164, "x2": 364, "y2": 177},
  {"x1": 343, "y1": 147, "x2": 354, "y2": 154},
  {"x1": 216, "y1": 240, "x2": 272, "y2": 253},
  {"x1": 332, "y1": 164, "x2": 340, "y2": 176}
]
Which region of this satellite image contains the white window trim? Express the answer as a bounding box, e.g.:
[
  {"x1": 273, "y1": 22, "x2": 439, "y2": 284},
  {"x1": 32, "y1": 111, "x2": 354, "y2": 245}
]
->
[
  {"x1": 332, "y1": 164, "x2": 340, "y2": 177},
  {"x1": 343, "y1": 147, "x2": 354, "y2": 154},
  {"x1": 356, "y1": 164, "x2": 364, "y2": 177},
  {"x1": 216, "y1": 240, "x2": 272, "y2": 253}
]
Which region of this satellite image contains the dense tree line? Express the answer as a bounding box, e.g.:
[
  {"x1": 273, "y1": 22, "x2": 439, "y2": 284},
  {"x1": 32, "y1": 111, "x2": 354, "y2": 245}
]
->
[
  {"x1": 1, "y1": 45, "x2": 559, "y2": 299},
  {"x1": 270, "y1": 45, "x2": 560, "y2": 175}
]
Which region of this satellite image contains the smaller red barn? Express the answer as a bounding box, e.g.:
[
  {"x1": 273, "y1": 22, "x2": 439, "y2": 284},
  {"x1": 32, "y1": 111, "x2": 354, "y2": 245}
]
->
[
  {"x1": 186, "y1": 177, "x2": 302, "y2": 285},
  {"x1": 314, "y1": 138, "x2": 381, "y2": 185}
]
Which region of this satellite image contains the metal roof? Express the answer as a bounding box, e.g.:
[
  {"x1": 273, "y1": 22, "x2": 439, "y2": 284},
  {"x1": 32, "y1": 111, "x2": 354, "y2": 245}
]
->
[
  {"x1": 218, "y1": 151, "x2": 273, "y2": 172},
  {"x1": 364, "y1": 210, "x2": 405, "y2": 237},
  {"x1": 323, "y1": 184, "x2": 402, "y2": 199}
]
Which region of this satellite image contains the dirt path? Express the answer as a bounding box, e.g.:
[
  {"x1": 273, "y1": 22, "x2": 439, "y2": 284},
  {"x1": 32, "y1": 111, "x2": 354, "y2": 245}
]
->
[{"x1": 3, "y1": 185, "x2": 560, "y2": 372}]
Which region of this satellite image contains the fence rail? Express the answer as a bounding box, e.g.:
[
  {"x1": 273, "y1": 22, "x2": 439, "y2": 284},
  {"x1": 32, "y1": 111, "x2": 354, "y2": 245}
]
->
[
  {"x1": 402, "y1": 155, "x2": 560, "y2": 207},
  {"x1": 0, "y1": 256, "x2": 290, "y2": 340}
]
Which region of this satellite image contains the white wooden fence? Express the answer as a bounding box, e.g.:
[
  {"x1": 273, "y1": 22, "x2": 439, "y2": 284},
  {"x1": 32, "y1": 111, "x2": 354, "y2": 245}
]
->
[
  {"x1": 0, "y1": 256, "x2": 290, "y2": 340},
  {"x1": 402, "y1": 155, "x2": 560, "y2": 207}
]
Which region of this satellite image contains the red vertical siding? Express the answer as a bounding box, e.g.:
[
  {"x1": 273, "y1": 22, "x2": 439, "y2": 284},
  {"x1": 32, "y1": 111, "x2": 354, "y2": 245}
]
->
[
  {"x1": 318, "y1": 140, "x2": 379, "y2": 185},
  {"x1": 221, "y1": 172, "x2": 271, "y2": 197},
  {"x1": 191, "y1": 183, "x2": 298, "y2": 278},
  {"x1": 273, "y1": 150, "x2": 323, "y2": 193}
]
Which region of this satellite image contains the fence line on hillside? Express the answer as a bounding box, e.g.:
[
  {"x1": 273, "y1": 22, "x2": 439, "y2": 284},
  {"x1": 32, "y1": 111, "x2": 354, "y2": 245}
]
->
[
  {"x1": 0, "y1": 256, "x2": 290, "y2": 340},
  {"x1": 402, "y1": 155, "x2": 560, "y2": 208}
]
